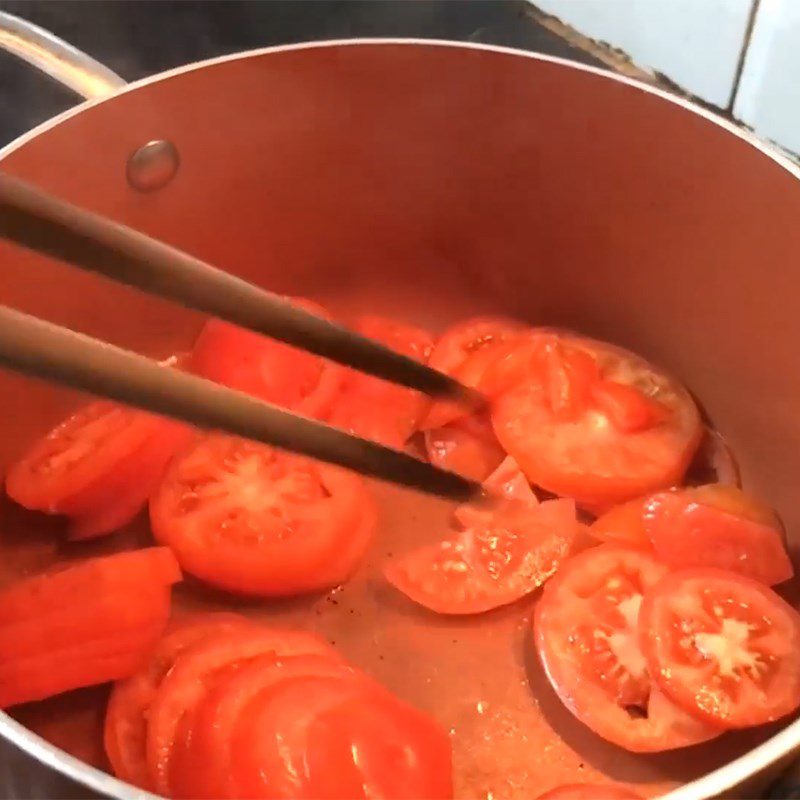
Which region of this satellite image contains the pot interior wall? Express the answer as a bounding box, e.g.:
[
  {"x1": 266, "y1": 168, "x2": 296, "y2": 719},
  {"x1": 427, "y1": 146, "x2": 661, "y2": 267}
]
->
[{"x1": 0, "y1": 43, "x2": 798, "y2": 798}]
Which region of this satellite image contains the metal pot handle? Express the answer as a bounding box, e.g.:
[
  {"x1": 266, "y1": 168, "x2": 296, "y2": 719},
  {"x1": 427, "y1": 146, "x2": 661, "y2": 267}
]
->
[{"x1": 0, "y1": 10, "x2": 125, "y2": 100}]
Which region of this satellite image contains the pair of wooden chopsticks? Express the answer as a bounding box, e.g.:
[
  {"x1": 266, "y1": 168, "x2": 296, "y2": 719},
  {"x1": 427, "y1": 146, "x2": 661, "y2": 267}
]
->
[{"x1": 0, "y1": 171, "x2": 483, "y2": 501}]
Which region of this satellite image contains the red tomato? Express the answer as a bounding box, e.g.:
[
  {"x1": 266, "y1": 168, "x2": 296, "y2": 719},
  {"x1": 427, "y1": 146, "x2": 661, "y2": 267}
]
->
[
  {"x1": 385, "y1": 499, "x2": 577, "y2": 615},
  {"x1": 424, "y1": 413, "x2": 506, "y2": 482},
  {"x1": 5, "y1": 402, "x2": 189, "y2": 536},
  {"x1": 190, "y1": 298, "x2": 342, "y2": 419},
  {"x1": 640, "y1": 568, "x2": 800, "y2": 728},
  {"x1": 534, "y1": 545, "x2": 720, "y2": 751},
  {"x1": 104, "y1": 613, "x2": 257, "y2": 790},
  {"x1": 230, "y1": 673, "x2": 452, "y2": 800},
  {"x1": 492, "y1": 334, "x2": 702, "y2": 510},
  {"x1": 150, "y1": 434, "x2": 376, "y2": 596},
  {"x1": 590, "y1": 496, "x2": 653, "y2": 547},
  {"x1": 643, "y1": 485, "x2": 792, "y2": 585},
  {"x1": 0, "y1": 548, "x2": 180, "y2": 708},
  {"x1": 421, "y1": 316, "x2": 526, "y2": 429},
  {"x1": 170, "y1": 653, "x2": 356, "y2": 799},
  {"x1": 145, "y1": 626, "x2": 335, "y2": 795},
  {"x1": 537, "y1": 784, "x2": 642, "y2": 800},
  {"x1": 327, "y1": 316, "x2": 434, "y2": 448}
]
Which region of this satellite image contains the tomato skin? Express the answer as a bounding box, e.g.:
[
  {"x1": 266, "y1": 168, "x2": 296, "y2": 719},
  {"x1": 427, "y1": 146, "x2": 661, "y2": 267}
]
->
[
  {"x1": 639, "y1": 568, "x2": 800, "y2": 729},
  {"x1": 492, "y1": 334, "x2": 702, "y2": 510},
  {"x1": 424, "y1": 413, "x2": 506, "y2": 482},
  {"x1": 190, "y1": 298, "x2": 342, "y2": 419},
  {"x1": 0, "y1": 548, "x2": 180, "y2": 708},
  {"x1": 104, "y1": 613, "x2": 257, "y2": 790},
  {"x1": 386, "y1": 499, "x2": 577, "y2": 615},
  {"x1": 536, "y1": 784, "x2": 642, "y2": 800},
  {"x1": 643, "y1": 486, "x2": 792, "y2": 586},
  {"x1": 534, "y1": 545, "x2": 720, "y2": 752},
  {"x1": 150, "y1": 434, "x2": 376, "y2": 597},
  {"x1": 327, "y1": 316, "x2": 434, "y2": 448}
]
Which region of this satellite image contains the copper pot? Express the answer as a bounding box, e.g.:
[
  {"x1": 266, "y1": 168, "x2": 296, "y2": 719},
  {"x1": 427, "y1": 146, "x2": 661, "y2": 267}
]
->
[{"x1": 0, "y1": 11, "x2": 799, "y2": 800}]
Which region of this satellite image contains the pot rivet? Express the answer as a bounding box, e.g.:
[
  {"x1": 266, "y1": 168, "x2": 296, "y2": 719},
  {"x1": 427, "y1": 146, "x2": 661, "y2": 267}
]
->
[{"x1": 126, "y1": 140, "x2": 179, "y2": 192}]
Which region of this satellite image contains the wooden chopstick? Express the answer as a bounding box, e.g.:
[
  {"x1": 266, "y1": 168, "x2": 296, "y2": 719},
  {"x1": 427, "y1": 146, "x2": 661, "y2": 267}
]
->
[
  {"x1": 0, "y1": 171, "x2": 479, "y2": 405},
  {"x1": 0, "y1": 305, "x2": 481, "y2": 501}
]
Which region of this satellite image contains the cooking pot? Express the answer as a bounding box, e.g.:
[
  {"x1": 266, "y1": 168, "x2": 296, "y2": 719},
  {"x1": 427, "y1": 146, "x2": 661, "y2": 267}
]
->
[{"x1": 1, "y1": 11, "x2": 799, "y2": 800}]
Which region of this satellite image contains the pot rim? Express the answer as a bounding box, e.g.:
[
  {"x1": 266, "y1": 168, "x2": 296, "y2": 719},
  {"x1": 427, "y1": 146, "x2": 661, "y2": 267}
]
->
[{"x1": 1, "y1": 37, "x2": 798, "y2": 800}]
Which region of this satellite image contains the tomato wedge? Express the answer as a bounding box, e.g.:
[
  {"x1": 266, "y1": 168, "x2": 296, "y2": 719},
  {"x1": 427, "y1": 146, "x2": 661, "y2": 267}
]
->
[
  {"x1": 190, "y1": 298, "x2": 342, "y2": 418},
  {"x1": 534, "y1": 545, "x2": 720, "y2": 751},
  {"x1": 492, "y1": 333, "x2": 702, "y2": 510},
  {"x1": 643, "y1": 485, "x2": 792, "y2": 585},
  {"x1": 327, "y1": 316, "x2": 434, "y2": 448},
  {"x1": 0, "y1": 548, "x2": 180, "y2": 708},
  {"x1": 6, "y1": 401, "x2": 190, "y2": 536},
  {"x1": 150, "y1": 433, "x2": 376, "y2": 596},
  {"x1": 424, "y1": 413, "x2": 506, "y2": 482},
  {"x1": 590, "y1": 496, "x2": 654, "y2": 548},
  {"x1": 145, "y1": 626, "x2": 336, "y2": 795},
  {"x1": 386, "y1": 499, "x2": 577, "y2": 615},
  {"x1": 421, "y1": 316, "x2": 525, "y2": 429},
  {"x1": 536, "y1": 784, "x2": 642, "y2": 800},
  {"x1": 170, "y1": 653, "x2": 358, "y2": 799},
  {"x1": 640, "y1": 568, "x2": 800, "y2": 729},
  {"x1": 104, "y1": 613, "x2": 257, "y2": 790}
]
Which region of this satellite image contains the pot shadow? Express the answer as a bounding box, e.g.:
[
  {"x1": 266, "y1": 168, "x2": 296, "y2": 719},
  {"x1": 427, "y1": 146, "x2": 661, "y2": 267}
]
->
[{"x1": 521, "y1": 622, "x2": 783, "y2": 789}]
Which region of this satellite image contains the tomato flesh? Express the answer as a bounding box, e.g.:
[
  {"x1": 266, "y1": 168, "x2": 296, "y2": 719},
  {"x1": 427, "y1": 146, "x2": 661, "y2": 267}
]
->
[
  {"x1": 386, "y1": 499, "x2": 577, "y2": 615},
  {"x1": 424, "y1": 413, "x2": 506, "y2": 482},
  {"x1": 590, "y1": 496, "x2": 653, "y2": 548},
  {"x1": 492, "y1": 333, "x2": 702, "y2": 510},
  {"x1": 327, "y1": 316, "x2": 434, "y2": 448},
  {"x1": 640, "y1": 568, "x2": 800, "y2": 728},
  {"x1": 150, "y1": 434, "x2": 375, "y2": 596},
  {"x1": 534, "y1": 545, "x2": 719, "y2": 751},
  {"x1": 643, "y1": 486, "x2": 792, "y2": 585}
]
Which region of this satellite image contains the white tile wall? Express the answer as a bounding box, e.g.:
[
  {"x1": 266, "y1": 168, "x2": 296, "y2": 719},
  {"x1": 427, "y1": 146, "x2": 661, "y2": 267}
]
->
[
  {"x1": 533, "y1": 0, "x2": 755, "y2": 108},
  {"x1": 733, "y1": 0, "x2": 800, "y2": 154}
]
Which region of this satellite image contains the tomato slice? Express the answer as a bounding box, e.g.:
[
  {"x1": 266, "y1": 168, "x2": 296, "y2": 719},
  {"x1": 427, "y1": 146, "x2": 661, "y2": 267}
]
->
[
  {"x1": 104, "y1": 613, "x2": 257, "y2": 790},
  {"x1": 190, "y1": 298, "x2": 342, "y2": 418},
  {"x1": 0, "y1": 548, "x2": 180, "y2": 708},
  {"x1": 326, "y1": 316, "x2": 434, "y2": 448},
  {"x1": 492, "y1": 333, "x2": 702, "y2": 510},
  {"x1": 170, "y1": 653, "x2": 356, "y2": 799},
  {"x1": 536, "y1": 784, "x2": 642, "y2": 800},
  {"x1": 639, "y1": 568, "x2": 800, "y2": 728},
  {"x1": 5, "y1": 401, "x2": 187, "y2": 522},
  {"x1": 424, "y1": 413, "x2": 506, "y2": 482},
  {"x1": 421, "y1": 316, "x2": 526, "y2": 429},
  {"x1": 590, "y1": 496, "x2": 654, "y2": 548},
  {"x1": 145, "y1": 626, "x2": 335, "y2": 796},
  {"x1": 150, "y1": 433, "x2": 376, "y2": 596},
  {"x1": 229, "y1": 673, "x2": 452, "y2": 800},
  {"x1": 643, "y1": 485, "x2": 792, "y2": 586},
  {"x1": 534, "y1": 545, "x2": 720, "y2": 751},
  {"x1": 386, "y1": 499, "x2": 577, "y2": 615}
]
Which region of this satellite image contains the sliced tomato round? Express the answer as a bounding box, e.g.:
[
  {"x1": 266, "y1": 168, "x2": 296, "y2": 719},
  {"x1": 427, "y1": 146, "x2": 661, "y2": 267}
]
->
[
  {"x1": 534, "y1": 545, "x2": 720, "y2": 751},
  {"x1": 0, "y1": 548, "x2": 180, "y2": 708},
  {"x1": 327, "y1": 315, "x2": 434, "y2": 448},
  {"x1": 639, "y1": 568, "x2": 800, "y2": 728},
  {"x1": 145, "y1": 626, "x2": 335, "y2": 796},
  {"x1": 421, "y1": 316, "x2": 526, "y2": 429},
  {"x1": 104, "y1": 612, "x2": 256, "y2": 790},
  {"x1": 229, "y1": 673, "x2": 452, "y2": 800},
  {"x1": 424, "y1": 413, "x2": 506, "y2": 482},
  {"x1": 5, "y1": 401, "x2": 187, "y2": 522},
  {"x1": 170, "y1": 653, "x2": 356, "y2": 799},
  {"x1": 492, "y1": 333, "x2": 702, "y2": 510},
  {"x1": 536, "y1": 784, "x2": 642, "y2": 800},
  {"x1": 190, "y1": 298, "x2": 342, "y2": 418},
  {"x1": 386, "y1": 498, "x2": 577, "y2": 615},
  {"x1": 150, "y1": 433, "x2": 376, "y2": 596},
  {"x1": 643, "y1": 485, "x2": 792, "y2": 586}
]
